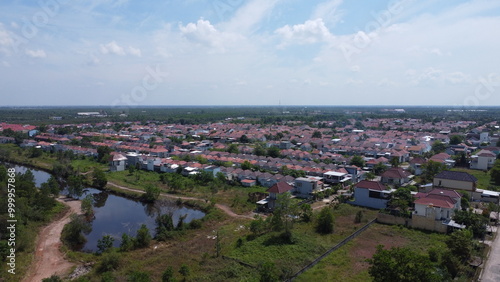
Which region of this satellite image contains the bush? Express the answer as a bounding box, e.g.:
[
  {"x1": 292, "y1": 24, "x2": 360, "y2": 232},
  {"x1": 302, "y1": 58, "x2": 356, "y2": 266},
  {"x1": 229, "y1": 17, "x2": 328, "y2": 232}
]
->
[
  {"x1": 316, "y1": 207, "x2": 334, "y2": 234},
  {"x1": 135, "y1": 224, "x2": 151, "y2": 248},
  {"x1": 188, "y1": 219, "x2": 202, "y2": 229},
  {"x1": 97, "y1": 251, "x2": 121, "y2": 273},
  {"x1": 42, "y1": 275, "x2": 63, "y2": 282},
  {"x1": 128, "y1": 271, "x2": 151, "y2": 282}
]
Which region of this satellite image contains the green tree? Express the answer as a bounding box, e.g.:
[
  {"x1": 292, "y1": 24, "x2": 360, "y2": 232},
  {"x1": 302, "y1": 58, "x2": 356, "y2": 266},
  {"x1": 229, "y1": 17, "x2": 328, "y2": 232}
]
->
[
  {"x1": 67, "y1": 175, "x2": 84, "y2": 198},
  {"x1": 227, "y1": 144, "x2": 239, "y2": 154},
  {"x1": 316, "y1": 207, "x2": 334, "y2": 234},
  {"x1": 253, "y1": 145, "x2": 266, "y2": 156},
  {"x1": 445, "y1": 229, "x2": 473, "y2": 262},
  {"x1": 239, "y1": 134, "x2": 250, "y2": 143},
  {"x1": 350, "y1": 155, "x2": 365, "y2": 167},
  {"x1": 97, "y1": 235, "x2": 115, "y2": 254},
  {"x1": 390, "y1": 157, "x2": 400, "y2": 168},
  {"x1": 97, "y1": 146, "x2": 112, "y2": 163},
  {"x1": 368, "y1": 245, "x2": 441, "y2": 282},
  {"x1": 178, "y1": 264, "x2": 190, "y2": 280},
  {"x1": 389, "y1": 187, "x2": 413, "y2": 215},
  {"x1": 270, "y1": 192, "x2": 298, "y2": 242},
  {"x1": 81, "y1": 194, "x2": 94, "y2": 218},
  {"x1": 92, "y1": 167, "x2": 108, "y2": 188},
  {"x1": 162, "y1": 266, "x2": 176, "y2": 282},
  {"x1": 453, "y1": 209, "x2": 488, "y2": 238},
  {"x1": 143, "y1": 184, "x2": 160, "y2": 203},
  {"x1": 156, "y1": 213, "x2": 175, "y2": 240},
  {"x1": 312, "y1": 130, "x2": 322, "y2": 138},
  {"x1": 300, "y1": 204, "x2": 313, "y2": 223},
  {"x1": 431, "y1": 140, "x2": 447, "y2": 154},
  {"x1": 62, "y1": 214, "x2": 91, "y2": 249},
  {"x1": 373, "y1": 162, "x2": 388, "y2": 175},
  {"x1": 259, "y1": 261, "x2": 279, "y2": 282},
  {"x1": 267, "y1": 146, "x2": 281, "y2": 158},
  {"x1": 450, "y1": 135, "x2": 463, "y2": 145},
  {"x1": 120, "y1": 233, "x2": 134, "y2": 252},
  {"x1": 250, "y1": 216, "x2": 267, "y2": 236},
  {"x1": 42, "y1": 275, "x2": 63, "y2": 282},
  {"x1": 128, "y1": 271, "x2": 151, "y2": 282},
  {"x1": 490, "y1": 159, "x2": 500, "y2": 185},
  {"x1": 241, "y1": 160, "x2": 252, "y2": 170},
  {"x1": 421, "y1": 161, "x2": 447, "y2": 183},
  {"x1": 135, "y1": 224, "x2": 151, "y2": 248}
]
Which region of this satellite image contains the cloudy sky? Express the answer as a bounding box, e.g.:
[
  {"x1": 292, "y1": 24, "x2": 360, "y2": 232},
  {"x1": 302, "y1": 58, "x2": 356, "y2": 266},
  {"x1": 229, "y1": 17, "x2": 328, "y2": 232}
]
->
[{"x1": 0, "y1": 0, "x2": 499, "y2": 107}]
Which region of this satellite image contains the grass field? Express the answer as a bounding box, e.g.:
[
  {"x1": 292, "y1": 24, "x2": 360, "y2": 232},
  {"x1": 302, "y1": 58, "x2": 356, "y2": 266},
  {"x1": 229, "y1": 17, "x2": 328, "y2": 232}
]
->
[
  {"x1": 452, "y1": 167, "x2": 498, "y2": 190},
  {"x1": 296, "y1": 223, "x2": 448, "y2": 282}
]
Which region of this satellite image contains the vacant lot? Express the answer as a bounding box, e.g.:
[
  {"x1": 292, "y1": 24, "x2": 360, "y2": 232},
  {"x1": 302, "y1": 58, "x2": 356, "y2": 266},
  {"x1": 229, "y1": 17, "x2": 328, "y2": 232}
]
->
[{"x1": 296, "y1": 223, "x2": 448, "y2": 281}]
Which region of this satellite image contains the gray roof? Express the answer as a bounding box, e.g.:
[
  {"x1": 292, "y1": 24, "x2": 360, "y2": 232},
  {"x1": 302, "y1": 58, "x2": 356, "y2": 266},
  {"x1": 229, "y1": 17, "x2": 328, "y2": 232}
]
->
[{"x1": 435, "y1": 171, "x2": 477, "y2": 182}]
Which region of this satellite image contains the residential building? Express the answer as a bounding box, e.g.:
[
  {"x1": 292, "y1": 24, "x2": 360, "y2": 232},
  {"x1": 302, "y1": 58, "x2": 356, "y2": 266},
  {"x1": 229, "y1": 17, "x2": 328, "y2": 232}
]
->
[
  {"x1": 351, "y1": 180, "x2": 392, "y2": 209},
  {"x1": 470, "y1": 149, "x2": 496, "y2": 170},
  {"x1": 294, "y1": 176, "x2": 323, "y2": 198},
  {"x1": 433, "y1": 171, "x2": 477, "y2": 192},
  {"x1": 381, "y1": 167, "x2": 411, "y2": 185}
]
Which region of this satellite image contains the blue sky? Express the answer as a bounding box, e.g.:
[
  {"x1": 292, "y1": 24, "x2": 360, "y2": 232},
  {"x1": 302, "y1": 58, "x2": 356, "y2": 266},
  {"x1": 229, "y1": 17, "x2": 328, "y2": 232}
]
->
[{"x1": 0, "y1": 0, "x2": 499, "y2": 107}]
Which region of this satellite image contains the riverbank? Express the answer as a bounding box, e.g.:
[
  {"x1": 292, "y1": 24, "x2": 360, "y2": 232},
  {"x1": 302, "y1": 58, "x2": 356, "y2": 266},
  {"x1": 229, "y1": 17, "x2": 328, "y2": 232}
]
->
[{"x1": 22, "y1": 196, "x2": 83, "y2": 282}]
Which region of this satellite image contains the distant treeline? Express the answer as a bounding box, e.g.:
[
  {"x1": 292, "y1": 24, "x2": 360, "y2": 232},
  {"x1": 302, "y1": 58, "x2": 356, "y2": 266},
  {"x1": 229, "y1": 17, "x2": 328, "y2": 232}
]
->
[{"x1": 1, "y1": 106, "x2": 499, "y2": 125}]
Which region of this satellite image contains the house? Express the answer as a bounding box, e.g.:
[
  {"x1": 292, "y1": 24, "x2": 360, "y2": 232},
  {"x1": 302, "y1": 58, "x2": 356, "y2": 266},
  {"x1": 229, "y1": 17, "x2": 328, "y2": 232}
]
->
[
  {"x1": 350, "y1": 180, "x2": 392, "y2": 209},
  {"x1": 433, "y1": 171, "x2": 477, "y2": 192},
  {"x1": 262, "y1": 182, "x2": 294, "y2": 210},
  {"x1": 470, "y1": 149, "x2": 496, "y2": 170},
  {"x1": 323, "y1": 171, "x2": 350, "y2": 184},
  {"x1": 241, "y1": 179, "x2": 256, "y2": 187},
  {"x1": 409, "y1": 157, "x2": 426, "y2": 176},
  {"x1": 294, "y1": 176, "x2": 323, "y2": 198},
  {"x1": 203, "y1": 165, "x2": 221, "y2": 177},
  {"x1": 412, "y1": 189, "x2": 462, "y2": 233},
  {"x1": 381, "y1": 167, "x2": 411, "y2": 185},
  {"x1": 109, "y1": 153, "x2": 127, "y2": 172},
  {"x1": 429, "y1": 153, "x2": 455, "y2": 168}
]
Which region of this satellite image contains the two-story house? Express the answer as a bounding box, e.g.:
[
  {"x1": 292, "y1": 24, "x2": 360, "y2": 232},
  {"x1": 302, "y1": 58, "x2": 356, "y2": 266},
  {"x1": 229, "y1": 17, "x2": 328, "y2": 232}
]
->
[{"x1": 350, "y1": 180, "x2": 392, "y2": 209}]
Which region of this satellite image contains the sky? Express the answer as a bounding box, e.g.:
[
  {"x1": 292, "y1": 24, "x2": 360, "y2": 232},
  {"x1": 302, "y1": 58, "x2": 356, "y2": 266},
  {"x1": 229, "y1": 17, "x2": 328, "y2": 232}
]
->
[{"x1": 0, "y1": 0, "x2": 500, "y2": 107}]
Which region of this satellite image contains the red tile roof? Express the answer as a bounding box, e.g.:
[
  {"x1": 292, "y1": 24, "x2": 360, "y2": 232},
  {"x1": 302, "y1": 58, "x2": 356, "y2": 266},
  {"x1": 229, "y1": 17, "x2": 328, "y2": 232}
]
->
[
  {"x1": 355, "y1": 180, "x2": 387, "y2": 191},
  {"x1": 266, "y1": 182, "x2": 293, "y2": 194}
]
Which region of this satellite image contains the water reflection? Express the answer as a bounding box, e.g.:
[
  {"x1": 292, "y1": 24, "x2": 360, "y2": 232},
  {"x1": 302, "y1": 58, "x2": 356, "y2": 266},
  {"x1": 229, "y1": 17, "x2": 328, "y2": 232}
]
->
[{"x1": 3, "y1": 163, "x2": 206, "y2": 253}]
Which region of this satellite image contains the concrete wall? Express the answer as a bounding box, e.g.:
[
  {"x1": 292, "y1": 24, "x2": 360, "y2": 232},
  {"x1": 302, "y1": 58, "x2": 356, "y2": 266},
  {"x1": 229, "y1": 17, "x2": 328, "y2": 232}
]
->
[
  {"x1": 434, "y1": 178, "x2": 474, "y2": 191},
  {"x1": 377, "y1": 213, "x2": 408, "y2": 226},
  {"x1": 412, "y1": 215, "x2": 447, "y2": 233}
]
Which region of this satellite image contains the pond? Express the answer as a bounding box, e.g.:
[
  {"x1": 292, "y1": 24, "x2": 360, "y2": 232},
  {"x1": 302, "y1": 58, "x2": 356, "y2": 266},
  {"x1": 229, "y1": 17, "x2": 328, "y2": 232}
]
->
[{"x1": 3, "y1": 163, "x2": 206, "y2": 252}]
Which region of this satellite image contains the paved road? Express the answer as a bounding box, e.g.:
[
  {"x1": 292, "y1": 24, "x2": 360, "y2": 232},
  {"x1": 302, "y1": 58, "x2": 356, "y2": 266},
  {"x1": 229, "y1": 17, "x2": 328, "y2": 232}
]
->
[{"x1": 480, "y1": 227, "x2": 500, "y2": 282}]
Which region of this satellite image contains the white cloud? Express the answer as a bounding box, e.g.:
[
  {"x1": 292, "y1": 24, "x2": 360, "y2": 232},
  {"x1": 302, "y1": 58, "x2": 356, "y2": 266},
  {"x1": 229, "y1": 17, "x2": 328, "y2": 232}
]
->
[
  {"x1": 100, "y1": 41, "x2": 126, "y2": 55},
  {"x1": 345, "y1": 78, "x2": 363, "y2": 86},
  {"x1": 224, "y1": 0, "x2": 281, "y2": 34},
  {"x1": 180, "y1": 19, "x2": 243, "y2": 52},
  {"x1": 0, "y1": 23, "x2": 13, "y2": 55},
  {"x1": 25, "y1": 49, "x2": 47, "y2": 58},
  {"x1": 275, "y1": 18, "x2": 334, "y2": 47},
  {"x1": 128, "y1": 46, "x2": 141, "y2": 57},
  {"x1": 350, "y1": 65, "x2": 360, "y2": 72},
  {"x1": 100, "y1": 41, "x2": 141, "y2": 56},
  {"x1": 311, "y1": 0, "x2": 344, "y2": 27},
  {"x1": 378, "y1": 78, "x2": 397, "y2": 87}
]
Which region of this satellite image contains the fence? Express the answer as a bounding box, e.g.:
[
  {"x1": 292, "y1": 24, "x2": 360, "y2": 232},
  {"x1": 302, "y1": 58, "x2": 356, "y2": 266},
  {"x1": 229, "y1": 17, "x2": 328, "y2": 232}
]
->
[{"x1": 285, "y1": 218, "x2": 377, "y2": 281}]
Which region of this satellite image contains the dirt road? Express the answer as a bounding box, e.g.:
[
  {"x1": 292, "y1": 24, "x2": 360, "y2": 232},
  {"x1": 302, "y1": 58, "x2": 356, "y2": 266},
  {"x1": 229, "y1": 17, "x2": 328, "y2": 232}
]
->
[
  {"x1": 107, "y1": 181, "x2": 255, "y2": 219},
  {"x1": 23, "y1": 197, "x2": 82, "y2": 282}
]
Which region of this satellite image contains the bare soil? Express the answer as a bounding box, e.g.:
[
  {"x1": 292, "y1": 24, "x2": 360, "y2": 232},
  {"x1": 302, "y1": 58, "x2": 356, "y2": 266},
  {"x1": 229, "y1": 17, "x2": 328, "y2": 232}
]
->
[{"x1": 23, "y1": 197, "x2": 82, "y2": 282}]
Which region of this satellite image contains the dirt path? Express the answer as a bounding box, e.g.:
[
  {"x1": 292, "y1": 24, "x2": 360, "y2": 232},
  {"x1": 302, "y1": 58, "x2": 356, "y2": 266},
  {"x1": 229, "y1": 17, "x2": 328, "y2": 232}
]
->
[
  {"x1": 23, "y1": 197, "x2": 82, "y2": 282},
  {"x1": 106, "y1": 181, "x2": 255, "y2": 219}
]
